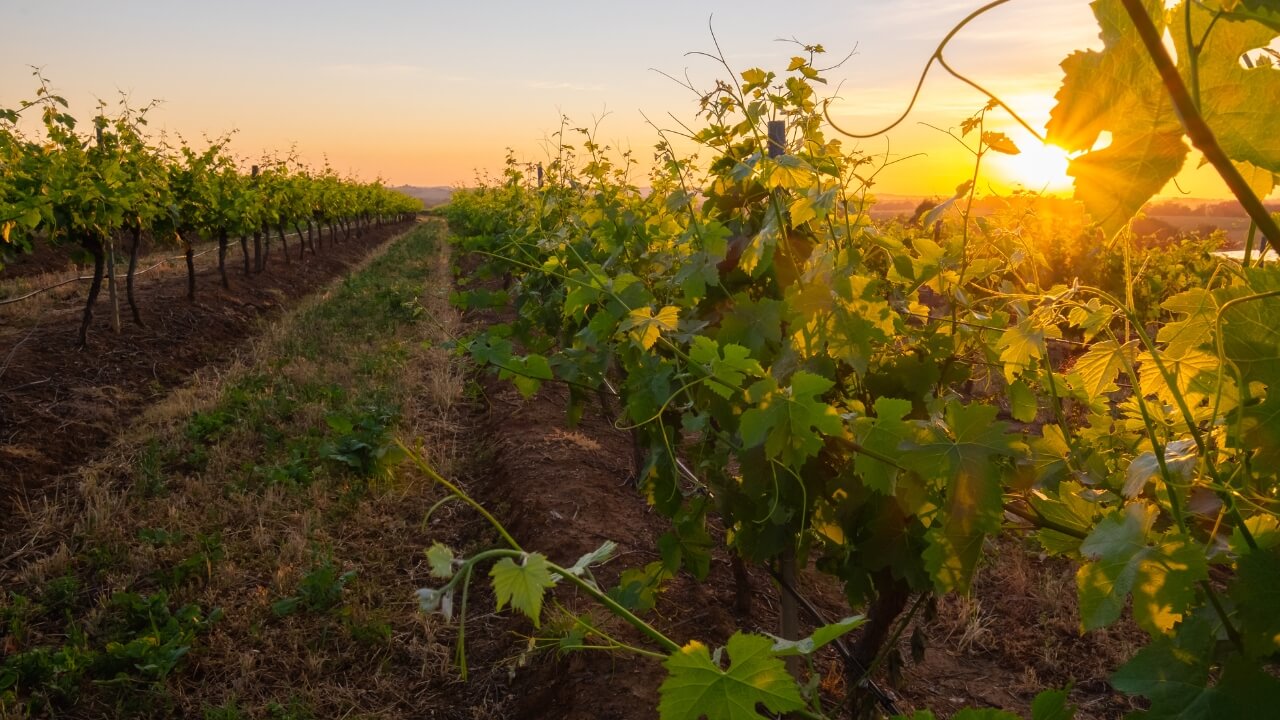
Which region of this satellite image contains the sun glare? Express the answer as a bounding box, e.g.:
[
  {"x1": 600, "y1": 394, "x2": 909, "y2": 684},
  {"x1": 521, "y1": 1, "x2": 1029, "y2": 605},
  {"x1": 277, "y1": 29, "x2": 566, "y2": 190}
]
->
[{"x1": 991, "y1": 140, "x2": 1075, "y2": 193}]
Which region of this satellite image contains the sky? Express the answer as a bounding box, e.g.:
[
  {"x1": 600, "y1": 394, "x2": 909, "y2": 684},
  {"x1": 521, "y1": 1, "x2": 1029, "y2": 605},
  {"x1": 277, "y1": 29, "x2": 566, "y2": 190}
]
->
[{"x1": 0, "y1": 0, "x2": 1241, "y2": 198}]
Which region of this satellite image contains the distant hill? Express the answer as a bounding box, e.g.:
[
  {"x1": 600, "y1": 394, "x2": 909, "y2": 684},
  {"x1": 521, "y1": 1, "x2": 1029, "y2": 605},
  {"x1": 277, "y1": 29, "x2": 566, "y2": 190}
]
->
[{"x1": 392, "y1": 185, "x2": 454, "y2": 208}]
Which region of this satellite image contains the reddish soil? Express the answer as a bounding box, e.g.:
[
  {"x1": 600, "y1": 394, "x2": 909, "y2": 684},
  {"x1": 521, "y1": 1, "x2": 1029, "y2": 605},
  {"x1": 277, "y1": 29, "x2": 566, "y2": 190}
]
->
[{"x1": 0, "y1": 222, "x2": 414, "y2": 505}]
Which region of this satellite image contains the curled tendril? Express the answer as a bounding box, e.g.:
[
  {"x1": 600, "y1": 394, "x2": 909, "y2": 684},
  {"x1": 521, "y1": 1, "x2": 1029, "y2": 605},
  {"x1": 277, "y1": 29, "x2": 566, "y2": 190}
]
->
[{"x1": 824, "y1": 0, "x2": 1046, "y2": 144}]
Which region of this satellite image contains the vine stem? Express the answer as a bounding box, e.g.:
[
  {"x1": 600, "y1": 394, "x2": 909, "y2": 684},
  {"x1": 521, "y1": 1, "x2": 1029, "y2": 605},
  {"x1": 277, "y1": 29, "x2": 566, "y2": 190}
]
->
[
  {"x1": 1118, "y1": 0, "x2": 1280, "y2": 250},
  {"x1": 400, "y1": 442, "x2": 523, "y2": 552}
]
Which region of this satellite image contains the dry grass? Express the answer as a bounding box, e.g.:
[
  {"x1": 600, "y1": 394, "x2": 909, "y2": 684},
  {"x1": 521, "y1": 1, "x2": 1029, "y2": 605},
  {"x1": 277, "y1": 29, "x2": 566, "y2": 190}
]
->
[
  {"x1": 900, "y1": 536, "x2": 1147, "y2": 718},
  {"x1": 0, "y1": 221, "x2": 505, "y2": 719}
]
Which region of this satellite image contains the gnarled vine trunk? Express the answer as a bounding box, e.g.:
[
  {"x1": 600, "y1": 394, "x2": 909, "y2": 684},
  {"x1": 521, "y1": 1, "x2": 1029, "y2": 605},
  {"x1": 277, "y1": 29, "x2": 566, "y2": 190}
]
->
[{"x1": 78, "y1": 235, "x2": 106, "y2": 348}]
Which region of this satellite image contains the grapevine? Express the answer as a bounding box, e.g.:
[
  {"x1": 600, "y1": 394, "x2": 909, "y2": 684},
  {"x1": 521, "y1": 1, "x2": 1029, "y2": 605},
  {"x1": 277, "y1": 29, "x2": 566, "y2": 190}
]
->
[{"x1": 438, "y1": 2, "x2": 1280, "y2": 717}]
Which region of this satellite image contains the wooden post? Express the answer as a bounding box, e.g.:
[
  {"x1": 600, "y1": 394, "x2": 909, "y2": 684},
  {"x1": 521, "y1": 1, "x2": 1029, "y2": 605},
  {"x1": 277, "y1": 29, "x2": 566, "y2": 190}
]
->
[
  {"x1": 97, "y1": 121, "x2": 121, "y2": 334},
  {"x1": 767, "y1": 120, "x2": 786, "y2": 158}
]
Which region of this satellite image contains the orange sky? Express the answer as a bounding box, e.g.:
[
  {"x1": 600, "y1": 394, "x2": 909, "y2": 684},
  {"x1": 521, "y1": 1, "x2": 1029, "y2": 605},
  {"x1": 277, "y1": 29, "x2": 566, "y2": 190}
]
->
[{"x1": 1, "y1": 1, "x2": 1245, "y2": 199}]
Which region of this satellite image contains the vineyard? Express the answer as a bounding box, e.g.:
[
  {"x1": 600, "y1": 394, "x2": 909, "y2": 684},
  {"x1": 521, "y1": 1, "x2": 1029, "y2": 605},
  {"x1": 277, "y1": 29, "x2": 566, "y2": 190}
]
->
[{"x1": 3, "y1": 1, "x2": 1280, "y2": 719}]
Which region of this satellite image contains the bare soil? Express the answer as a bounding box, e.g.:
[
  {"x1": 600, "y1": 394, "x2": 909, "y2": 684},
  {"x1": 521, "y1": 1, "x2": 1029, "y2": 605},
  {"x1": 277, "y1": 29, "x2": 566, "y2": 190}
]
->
[{"x1": 0, "y1": 223, "x2": 413, "y2": 504}]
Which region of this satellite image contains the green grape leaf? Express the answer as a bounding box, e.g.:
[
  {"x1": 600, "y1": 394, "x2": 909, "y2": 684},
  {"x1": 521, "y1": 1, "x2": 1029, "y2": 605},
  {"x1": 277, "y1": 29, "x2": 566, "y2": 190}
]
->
[
  {"x1": 1030, "y1": 688, "x2": 1077, "y2": 720},
  {"x1": 564, "y1": 540, "x2": 619, "y2": 579},
  {"x1": 1176, "y1": 2, "x2": 1280, "y2": 173},
  {"x1": 1028, "y1": 423, "x2": 1072, "y2": 488},
  {"x1": 1135, "y1": 345, "x2": 1220, "y2": 408},
  {"x1": 1029, "y1": 480, "x2": 1099, "y2": 555},
  {"x1": 1008, "y1": 379, "x2": 1038, "y2": 423},
  {"x1": 658, "y1": 511, "x2": 715, "y2": 580},
  {"x1": 1111, "y1": 615, "x2": 1216, "y2": 719},
  {"x1": 1076, "y1": 504, "x2": 1208, "y2": 634},
  {"x1": 788, "y1": 194, "x2": 817, "y2": 226},
  {"x1": 1112, "y1": 615, "x2": 1280, "y2": 719},
  {"x1": 1047, "y1": 0, "x2": 1186, "y2": 236},
  {"x1": 739, "y1": 371, "x2": 842, "y2": 465},
  {"x1": 1157, "y1": 288, "x2": 1218, "y2": 355},
  {"x1": 1219, "y1": 0, "x2": 1280, "y2": 32},
  {"x1": 658, "y1": 632, "x2": 804, "y2": 720},
  {"x1": 625, "y1": 305, "x2": 680, "y2": 350},
  {"x1": 997, "y1": 320, "x2": 1060, "y2": 382},
  {"x1": 911, "y1": 402, "x2": 1025, "y2": 592},
  {"x1": 690, "y1": 336, "x2": 763, "y2": 399},
  {"x1": 1232, "y1": 546, "x2": 1280, "y2": 658},
  {"x1": 1122, "y1": 438, "x2": 1197, "y2": 498},
  {"x1": 490, "y1": 553, "x2": 557, "y2": 628},
  {"x1": 609, "y1": 561, "x2": 672, "y2": 613},
  {"x1": 764, "y1": 154, "x2": 814, "y2": 191},
  {"x1": 852, "y1": 397, "x2": 914, "y2": 495}
]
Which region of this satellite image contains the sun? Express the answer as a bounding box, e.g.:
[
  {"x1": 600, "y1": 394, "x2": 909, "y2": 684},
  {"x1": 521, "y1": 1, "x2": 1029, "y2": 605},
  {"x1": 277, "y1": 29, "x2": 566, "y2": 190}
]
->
[{"x1": 990, "y1": 140, "x2": 1075, "y2": 193}]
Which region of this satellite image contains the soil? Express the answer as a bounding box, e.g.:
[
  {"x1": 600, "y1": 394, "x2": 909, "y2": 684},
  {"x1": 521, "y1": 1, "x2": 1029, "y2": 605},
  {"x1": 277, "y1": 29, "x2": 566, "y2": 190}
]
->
[{"x1": 0, "y1": 222, "x2": 414, "y2": 505}]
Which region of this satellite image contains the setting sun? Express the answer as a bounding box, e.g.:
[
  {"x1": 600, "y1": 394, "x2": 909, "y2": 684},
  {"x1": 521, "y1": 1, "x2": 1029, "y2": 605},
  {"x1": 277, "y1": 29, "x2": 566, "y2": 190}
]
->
[{"x1": 991, "y1": 139, "x2": 1075, "y2": 193}]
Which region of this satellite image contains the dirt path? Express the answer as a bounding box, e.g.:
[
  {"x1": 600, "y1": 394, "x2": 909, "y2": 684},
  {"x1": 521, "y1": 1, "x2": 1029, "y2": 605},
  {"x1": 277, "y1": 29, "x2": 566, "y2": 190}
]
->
[{"x1": 0, "y1": 222, "x2": 414, "y2": 504}]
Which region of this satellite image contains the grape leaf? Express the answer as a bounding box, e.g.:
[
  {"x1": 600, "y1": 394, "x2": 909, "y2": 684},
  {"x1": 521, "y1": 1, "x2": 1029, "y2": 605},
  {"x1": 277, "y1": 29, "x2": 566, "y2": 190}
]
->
[
  {"x1": 997, "y1": 320, "x2": 1060, "y2": 382},
  {"x1": 770, "y1": 615, "x2": 866, "y2": 657},
  {"x1": 689, "y1": 336, "x2": 763, "y2": 400},
  {"x1": 1175, "y1": 2, "x2": 1280, "y2": 173},
  {"x1": 1008, "y1": 379, "x2": 1038, "y2": 423},
  {"x1": 1123, "y1": 438, "x2": 1197, "y2": 498},
  {"x1": 1232, "y1": 547, "x2": 1280, "y2": 658},
  {"x1": 1030, "y1": 687, "x2": 1077, "y2": 720},
  {"x1": 625, "y1": 305, "x2": 680, "y2": 350},
  {"x1": 658, "y1": 632, "x2": 804, "y2": 720},
  {"x1": 981, "y1": 131, "x2": 1020, "y2": 155},
  {"x1": 1069, "y1": 339, "x2": 1135, "y2": 400},
  {"x1": 426, "y1": 543, "x2": 455, "y2": 579},
  {"x1": 739, "y1": 371, "x2": 842, "y2": 465},
  {"x1": 910, "y1": 402, "x2": 1026, "y2": 592},
  {"x1": 1076, "y1": 504, "x2": 1208, "y2": 634},
  {"x1": 1068, "y1": 131, "x2": 1188, "y2": 238},
  {"x1": 490, "y1": 553, "x2": 557, "y2": 628},
  {"x1": 852, "y1": 397, "x2": 914, "y2": 495},
  {"x1": 1112, "y1": 615, "x2": 1280, "y2": 719},
  {"x1": 1047, "y1": 0, "x2": 1187, "y2": 237}
]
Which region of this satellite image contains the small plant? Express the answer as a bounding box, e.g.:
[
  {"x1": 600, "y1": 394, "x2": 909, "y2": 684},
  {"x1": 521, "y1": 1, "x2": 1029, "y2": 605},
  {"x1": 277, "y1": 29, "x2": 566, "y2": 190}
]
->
[
  {"x1": 320, "y1": 402, "x2": 404, "y2": 478},
  {"x1": 0, "y1": 592, "x2": 220, "y2": 714},
  {"x1": 272, "y1": 557, "x2": 356, "y2": 617}
]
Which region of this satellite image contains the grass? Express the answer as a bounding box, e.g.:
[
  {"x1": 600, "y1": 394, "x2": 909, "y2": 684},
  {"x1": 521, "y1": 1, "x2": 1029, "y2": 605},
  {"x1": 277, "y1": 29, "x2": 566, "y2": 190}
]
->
[{"x1": 0, "y1": 220, "x2": 478, "y2": 718}]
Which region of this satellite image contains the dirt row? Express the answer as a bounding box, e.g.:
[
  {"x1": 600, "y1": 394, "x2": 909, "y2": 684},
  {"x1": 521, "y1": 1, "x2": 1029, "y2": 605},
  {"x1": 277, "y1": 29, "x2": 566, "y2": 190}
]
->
[{"x1": 0, "y1": 222, "x2": 415, "y2": 504}]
